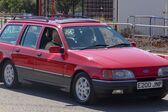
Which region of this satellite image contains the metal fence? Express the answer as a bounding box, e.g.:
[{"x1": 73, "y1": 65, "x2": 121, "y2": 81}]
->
[
  {"x1": 126, "y1": 15, "x2": 168, "y2": 37},
  {"x1": 109, "y1": 22, "x2": 168, "y2": 38},
  {"x1": 0, "y1": 16, "x2": 13, "y2": 28},
  {"x1": 1, "y1": 15, "x2": 168, "y2": 38}
]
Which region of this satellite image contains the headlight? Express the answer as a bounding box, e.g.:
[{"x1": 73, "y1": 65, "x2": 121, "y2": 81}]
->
[
  {"x1": 112, "y1": 70, "x2": 135, "y2": 79},
  {"x1": 158, "y1": 67, "x2": 168, "y2": 77},
  {"x1": 103, "y1": 70, "x2": 135, "y2": 80}
]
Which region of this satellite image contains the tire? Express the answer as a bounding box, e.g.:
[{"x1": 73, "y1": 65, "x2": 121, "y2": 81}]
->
[
  {"x1": 2, "y1": 60, "x2": 19, "y2": 88},
  {"x1": 147, "y1": 94, "x2": 167, "y2": 100},
  {"x1": 72, "y1": 72, "x2": 96, "y2": 105}
]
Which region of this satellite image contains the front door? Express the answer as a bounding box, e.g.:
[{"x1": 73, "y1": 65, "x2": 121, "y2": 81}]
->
[{"x1": 34, "y1": 27, "x2": 66, "y2": 86}]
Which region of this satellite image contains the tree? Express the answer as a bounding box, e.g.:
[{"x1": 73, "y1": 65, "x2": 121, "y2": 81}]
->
[
  {"x1": 0, "y1": 0, "x2": 36, "y2": 14},
  {"x1": 57, "y1": 0, "x2": 81, "y2": 14},
  {"x1": 22, "y1": 0, "x2": 36, "y2": 14},
  {"x1": 0, "y1": 0, "x2": 81, "y2": 15}
]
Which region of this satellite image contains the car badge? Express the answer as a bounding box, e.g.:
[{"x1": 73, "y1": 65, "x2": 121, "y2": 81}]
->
[{"x1": 143, "y1": 69, "x2": 149, "y2": 73}]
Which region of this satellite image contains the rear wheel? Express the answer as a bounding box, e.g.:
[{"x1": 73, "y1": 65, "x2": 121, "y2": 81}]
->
[
  {"x1": 2, "y1": 60, "x2": 19, "y2": 88},
  {"x1": 72, "y1": 72, "x2": 96, "y2": 105}
]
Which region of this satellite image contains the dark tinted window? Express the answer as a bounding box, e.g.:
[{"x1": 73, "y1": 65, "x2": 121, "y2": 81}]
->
[
  {"x1": 20, "y1": 25, "x2": 42, "y2": 48},
  {"x1": 0, "y1": 25, "x2": 23, "y2": 44}
]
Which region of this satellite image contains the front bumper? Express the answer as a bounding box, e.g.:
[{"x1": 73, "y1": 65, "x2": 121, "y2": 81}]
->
[{"x1": 92, "y1": 78, "x2": 168, "y2": 97}]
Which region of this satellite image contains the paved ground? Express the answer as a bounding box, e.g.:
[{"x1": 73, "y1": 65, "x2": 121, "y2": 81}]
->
[{"x1": 0, "y1": 82, "x2": 168, "y2": 112}]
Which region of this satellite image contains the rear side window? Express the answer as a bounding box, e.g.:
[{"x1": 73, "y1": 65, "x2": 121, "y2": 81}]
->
[
  {"x1": 0, "y1": 25, "x2": 23, "y2": 44},
  {"x1": 20, "y1": 25, "x2": 42, "y2": 48}
]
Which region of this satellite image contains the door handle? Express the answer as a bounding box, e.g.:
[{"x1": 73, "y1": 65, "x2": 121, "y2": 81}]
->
[
  {"x1": 15, "y1": 48, "x2": 20, "y2": 53},
  {"x1": 37, "y1": 53, "x2": 42, "y2": 57}
]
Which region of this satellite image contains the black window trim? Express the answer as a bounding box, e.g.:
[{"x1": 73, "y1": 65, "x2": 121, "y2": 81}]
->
[{"x1": 19, "y1": 25, "x2": 31, "y2": 46}]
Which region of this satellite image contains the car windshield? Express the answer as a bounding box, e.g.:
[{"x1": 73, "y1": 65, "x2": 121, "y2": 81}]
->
[{"x1": 63, "y1": 26, "x2": 130, "y2": 50}]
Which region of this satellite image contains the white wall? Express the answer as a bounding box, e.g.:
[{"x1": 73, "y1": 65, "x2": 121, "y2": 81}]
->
[{"x1": 118, "y1": 0, "x2": 166, "y2": 22}]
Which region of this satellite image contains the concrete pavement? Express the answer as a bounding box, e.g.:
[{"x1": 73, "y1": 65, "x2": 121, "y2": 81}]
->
[{"x1": 0, "y1": 83, "x2": 168, "y2": 112}]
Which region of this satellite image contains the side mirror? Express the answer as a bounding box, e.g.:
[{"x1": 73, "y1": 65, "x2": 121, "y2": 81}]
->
[
  {"x1": 130, "y1": 42, "x2": 137, "y2": 47},
  {"x1": 49, "y1": 46, "x2": 61, "y2": 53}
]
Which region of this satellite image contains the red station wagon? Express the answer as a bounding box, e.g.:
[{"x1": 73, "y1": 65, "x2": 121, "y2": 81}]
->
[{"x1": 0, "y1": 16, "x2": 168, "y2": 104}]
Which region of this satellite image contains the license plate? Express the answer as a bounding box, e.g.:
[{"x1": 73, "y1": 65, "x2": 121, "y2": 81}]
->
[{"x1": 137, "y1": 81, "x2": 163, "y2": 90}]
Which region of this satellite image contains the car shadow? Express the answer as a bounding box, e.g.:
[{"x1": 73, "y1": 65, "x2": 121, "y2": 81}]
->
[{"x1": 0, "y1": 82, "x2": 168, "y2": 112}]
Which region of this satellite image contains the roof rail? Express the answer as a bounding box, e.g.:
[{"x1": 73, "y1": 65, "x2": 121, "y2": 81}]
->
[
  {"x1": 11, "y1": 15, "x2": 98, "y2": 23},
  {"x1": 48, "y1": 14, "x2": 99, "y2": 23},
  {"x1": 49, "y1": 14, "x2": 89, "y2": 20},
  {"x1": 12, "y1": 15, "x2": 49, "y2": 22},
  {"x1": 55, "y1": 18, "x2": 100, "y2": 24}
]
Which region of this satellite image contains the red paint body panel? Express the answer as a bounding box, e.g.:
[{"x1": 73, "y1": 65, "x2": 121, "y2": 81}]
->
[
  {"x1": 69, "y1": 48, "x2": 168, "y2": 68},
  {"x1": 0, "y1": 43, "x2": 15, "y2": 62},
  {"x1": 34, "y1": 50, "x2": 65, "y2": 75},
  {"x1": 12, "y1": 46, "x2": 36, "y2": 68}
]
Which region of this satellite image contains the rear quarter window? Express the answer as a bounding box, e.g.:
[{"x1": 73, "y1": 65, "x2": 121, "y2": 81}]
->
[{"x1": 0, "y1": 25, "x2": 23, "y2": 44}]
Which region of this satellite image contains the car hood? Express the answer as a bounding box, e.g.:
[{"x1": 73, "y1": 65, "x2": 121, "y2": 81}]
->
[{"x1": 70, "y1": 47, "x2": 168, "y2": 69}]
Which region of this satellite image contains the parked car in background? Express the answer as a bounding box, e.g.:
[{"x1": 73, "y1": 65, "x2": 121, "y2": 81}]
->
[{"x1": 0, "y1": 16, "x2": 168, "y2": 104}]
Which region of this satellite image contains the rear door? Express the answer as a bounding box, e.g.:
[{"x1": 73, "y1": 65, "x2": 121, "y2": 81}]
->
[{"x1": 12, "y1": 25, "x2": 43, "y2": 81}]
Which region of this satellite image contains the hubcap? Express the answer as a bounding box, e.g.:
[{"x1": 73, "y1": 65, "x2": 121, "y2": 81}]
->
[
  {"x1": 75, "y1": 77, "x2": 90, "y2": 102},
  {"x1": 4, "y1": 64, "x2": 14, "y2": 85}
]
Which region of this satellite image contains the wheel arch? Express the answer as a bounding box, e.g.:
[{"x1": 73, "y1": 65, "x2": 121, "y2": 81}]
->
[
  {"x1": 0, "y1": 58, "x2": 13, "y2": 81},
  {"x1": 70, "y1": 69, "x2": 91, "y2": 96}
]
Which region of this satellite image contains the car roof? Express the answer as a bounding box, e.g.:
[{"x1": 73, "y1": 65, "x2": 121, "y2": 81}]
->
[{"x1": 7, "y1": 16, "x2": 103, "y2": 28}]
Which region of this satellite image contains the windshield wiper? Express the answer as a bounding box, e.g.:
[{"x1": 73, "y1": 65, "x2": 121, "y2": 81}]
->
[
  {"x1": 107, "y1": 43, "x2": 130, "y2": 48},
  {"x1": 81, "y1": 44, "x2": 108, "y2": 50}
]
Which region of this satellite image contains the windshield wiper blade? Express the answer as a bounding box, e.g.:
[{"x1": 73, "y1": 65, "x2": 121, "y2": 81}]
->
[
  {"x1": 107, "y1": 43, "x2": 130, "y2": 48},
  {"x1": 81, "y1": 44, "x2": 108, "y2": 50}
]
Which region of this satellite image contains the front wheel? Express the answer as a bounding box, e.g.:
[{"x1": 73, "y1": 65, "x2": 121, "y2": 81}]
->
[
  {"x1": 2, "y1": 61, "x2": 19, "y2": 88},
  {"x1": 72, "y1": 72, "x2": 96, "y2": 105}
]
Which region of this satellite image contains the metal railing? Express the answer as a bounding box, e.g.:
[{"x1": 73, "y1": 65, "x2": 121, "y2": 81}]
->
[
  {"x1": 108, "y1": 22, "x2": 168, "y2": 38},
  {"x1": 126, "y1": 15, "x2": 168, "y2": 37},
  {"x1": 0, "y1": 15, "x2": 168, "y2": 38},
  {"x1": 0, "y1": 16, "x2": 13, "y2": 28},
  {"x1": 108, "y1": 22, "x2": 168, "y2": 54}
]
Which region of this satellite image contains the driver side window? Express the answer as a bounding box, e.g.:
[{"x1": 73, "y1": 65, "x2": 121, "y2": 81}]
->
[{"x1": 39, "y1": 27, "x2": 62, "y2": 50}]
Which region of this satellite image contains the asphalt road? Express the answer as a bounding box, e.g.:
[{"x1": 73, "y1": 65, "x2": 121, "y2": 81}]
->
[{"x1": 0, "y1": 82, "x2": 168, "y2": 112}]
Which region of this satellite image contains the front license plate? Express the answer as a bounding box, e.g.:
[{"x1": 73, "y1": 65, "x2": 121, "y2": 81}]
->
[{"x1": 137, "y1": 81, "x2": 163, "y2": 90}]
